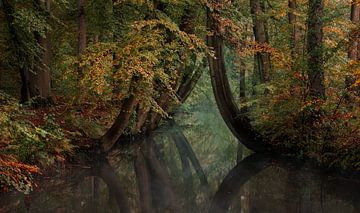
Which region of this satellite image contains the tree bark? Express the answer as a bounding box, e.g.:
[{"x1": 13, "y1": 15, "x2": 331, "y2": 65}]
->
[
  {"x1": 206, "y1": 4, "x2": 270, "y2": 153},
  {"x1": 100, "y1": 95, "x2": 137, "y2": 152},
  {"x1": 2, "y1": 0, "x2": 31, "y2": 103},
  {"x1": 78, "y1": 0, "x2": 86, "y2": 55},
  {"x1": 346, "y1": 0, "x2": 360, "y2": 97},
  {"x1": 307, "y1": 0, "x2": 325, "y2": 99},
  {"x1": 250, "y1": 0, "x2": 271, "y2": 83},
  {"x1": 288, "y1": 0, "x2": 300, "y2": 60},
  {"x1": 31, "y1": 0, "x2": 52, "y2": 104},
  {"x1": 349, "y1": 0, "x2": 360, "y2": 60}
]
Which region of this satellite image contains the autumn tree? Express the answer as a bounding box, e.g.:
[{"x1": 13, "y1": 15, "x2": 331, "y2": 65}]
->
[{"x1": 206, "y1": 0, "x2": 269, "y2": 153}]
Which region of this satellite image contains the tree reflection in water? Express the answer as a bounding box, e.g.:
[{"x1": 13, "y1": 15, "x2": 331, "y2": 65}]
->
[{"x1": 1, "y1": 122, "x2": 360, "y2": 213}]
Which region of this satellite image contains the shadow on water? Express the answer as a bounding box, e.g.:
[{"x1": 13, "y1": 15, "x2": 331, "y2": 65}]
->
[{"x1": 1, "y1": 120, "x2": 360, "y2": 213}]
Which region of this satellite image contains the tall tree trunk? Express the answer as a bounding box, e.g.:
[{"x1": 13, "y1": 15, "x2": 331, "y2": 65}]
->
[
  {"x1": 2, "y1": 0, "x2": 31, "y2": 103},
  {"x1": 346, "y1": 0, "x2": 360, "y2": 97},
  {"x1": 250, "y1": 0, "x2": 271, "y2": 83},
  {"x1": 307, "y1": 0, "x2": 325, "y2": 99},
  {"x1": 288, "y1": 0, "x2": 300, "y2": 60},
  {"x1": 31, "y1": 0, "x2": 52, "y2": 104},
  {"x1": 78, "y1": 0, "x2": 86, "y2": 55},
  {"x1": 239, "y1": 62, "x2": 246, "y2": 99},
  {"x1": 239, "y1": 61, "x2": 247, "y2": 113},
  {"x1": 206, "y1": 3, "x2": 270, "y2": 153},
  {"x1": 349, "y1": 0, "x2": 360, "y2": 60}
]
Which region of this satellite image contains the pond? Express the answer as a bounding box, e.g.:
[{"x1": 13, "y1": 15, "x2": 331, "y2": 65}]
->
[{"x1": 1, "y1": 107, "x2": 360, "y2": 213}]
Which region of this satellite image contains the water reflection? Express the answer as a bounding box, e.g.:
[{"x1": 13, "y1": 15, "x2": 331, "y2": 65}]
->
[{"x1": 1, "y1": 121, "x2": 360, "y2": 213}]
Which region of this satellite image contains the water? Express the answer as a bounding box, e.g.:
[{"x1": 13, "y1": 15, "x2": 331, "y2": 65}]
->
[{"x1": 1, "y1": 107, "x2": 360, "y2": 213}]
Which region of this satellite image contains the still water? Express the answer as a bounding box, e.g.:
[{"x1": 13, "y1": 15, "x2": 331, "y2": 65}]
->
[{"x1": 1, "y1": 109, "x2": 360, "y2": 213}]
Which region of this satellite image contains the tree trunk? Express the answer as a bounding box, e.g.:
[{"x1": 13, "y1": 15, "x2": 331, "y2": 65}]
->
[
  {"x1": 31, "y1": 0, "x2": 52, "y2": 105},
  {"x1": 239, "y1": 61, "x2": 247, "y2": 113},
  {"x1": 2, "y1": 0, "x2": 31, "y2": 103},
  {"x1": 307, "y1": 0, "x2": 325, "y2": 99},
  {"x1": 206, "y1": 4, "x2": 270, "y2": 153},
  {"x1": 100, "y1": 95, "x2": 137, "y2": 152},
  {"x1": 250, "y1": 0, "x2": 271, "y2": 83},
  {"x1": 349, "y1": 0, "x2": 360, "y2": 60},
  {"x1": 288, "y1": 0, "x2": 300, "y2": 60},
  {"x1": 78, "y1": 0, "x2": 86, "y2": 55},
  {"x1": 346, "y1": 0, "x2": 360, "y2": 97}
]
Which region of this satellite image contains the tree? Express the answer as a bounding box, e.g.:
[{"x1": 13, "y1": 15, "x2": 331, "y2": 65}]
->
[
  {"x1": 206, "y1": 1, "x2": 269, "y2": 153},
  {"x1": 78, "y1": 0, "x2": 86, "y2": 55},
  {"x1": 307, "y1": 0, "x2": 325, "y2": 99},
  {"x1": 99, "y1": 1, "x2": 207, "y2": 152},
  {"x1": 288, "y1": 0, "x2": 300, "y2": 60},
  {"x1": 2, "y1": 0, "x2": 51, "y2": 104},
  {"x1": 250, "y1": 0, "x2": 271, "y2": 83},
  {"x1": 31, "y1": 0, "x2": 52, "y2": 105},
  {"x1": 349, "y1": 0, "x2": 360, "y2": 60}
]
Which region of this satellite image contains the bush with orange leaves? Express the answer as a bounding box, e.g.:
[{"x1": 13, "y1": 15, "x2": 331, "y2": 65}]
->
[{"x1": 0, "y1": 154, "x2": 40, "y2": 193}]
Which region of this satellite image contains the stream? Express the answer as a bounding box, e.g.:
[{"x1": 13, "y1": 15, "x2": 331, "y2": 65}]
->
[{"x1": 1, "y1": 108, "x2": 360, "y2": 213}]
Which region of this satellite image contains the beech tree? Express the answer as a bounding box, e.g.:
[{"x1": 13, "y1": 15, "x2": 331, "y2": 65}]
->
[
  {"x1": 206, "y1": 0, "x2": 270, "y2": 153},
  {"x1": 78, "y1": 0, "x2": 86, "y2": 55},
  {"x1": 349, "y1": 0, "x2": 360, "y2": 60},
  {"x1": 2, "y1": 0, "x2": 51, "y2": 104},
  {"x1": 288, "y1": 0, "x2": 300, "y2": 60},
  {"x1": 250, "y1": 0, "x2": 271, "y2": 83},
  {"x1": 307, "y1": 0, "x2": 325, "y2": 99}
]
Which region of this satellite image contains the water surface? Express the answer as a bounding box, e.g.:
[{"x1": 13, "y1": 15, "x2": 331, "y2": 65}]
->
[{"x1": 1, "y1": 110, "x2": 360, "y2": 213}]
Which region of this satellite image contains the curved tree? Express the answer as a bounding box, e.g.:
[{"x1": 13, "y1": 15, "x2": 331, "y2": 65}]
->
[
  {"x1": 100, "y1": 2, "x2": 206, "y2": 153},
  {"x1": 206, "y1": 1, "x2": 270, "y2": 153}
]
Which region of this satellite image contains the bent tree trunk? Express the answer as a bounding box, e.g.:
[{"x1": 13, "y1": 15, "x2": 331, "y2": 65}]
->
[
  {"x1": 99, "y1": 4, "x2": 204, "y2": 152},
  {"x1": 206, "y1": 3, "x2": 270, "y2": 153},
  {"x1": 100, "y1": 95, "x2": 137, "y2": 152}
]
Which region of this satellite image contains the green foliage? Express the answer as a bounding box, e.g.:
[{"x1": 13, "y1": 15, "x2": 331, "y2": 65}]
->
[
  {"x1": 0, "y1": 92, "x2": 74, "y2": 166},
  {"x1": 61, "y1": 8, "x2": 207, "y2": 117},
  {"x1": 13, "y1": 7, "x2": 50, "y2": 37}
]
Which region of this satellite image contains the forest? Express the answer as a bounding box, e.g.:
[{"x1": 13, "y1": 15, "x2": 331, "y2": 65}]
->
[{"x1": 0, "y1": 0, "x2": 360, "y2": 211}]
